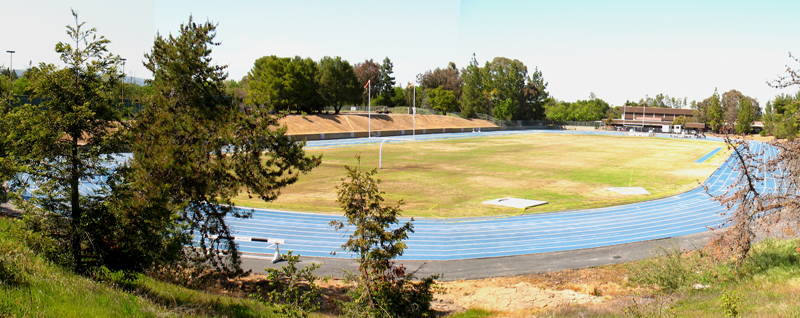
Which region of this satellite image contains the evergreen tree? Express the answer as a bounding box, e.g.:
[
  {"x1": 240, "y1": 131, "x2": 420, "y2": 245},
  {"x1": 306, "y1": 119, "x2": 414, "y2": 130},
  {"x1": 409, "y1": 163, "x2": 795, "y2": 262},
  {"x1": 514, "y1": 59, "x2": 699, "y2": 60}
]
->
[
  {"x1": 0, "y1": 10, "x2": 126, "y2": 274},
  {"x1": 708, "y1": 89, "x2": 724, "y2": 133},
  {"x1": 330, "y1": 156, "x2": 437, "y2": 317},
  {"x1": 460, "y1": 54, "x2": 486, "y2": 118},
  {"x1": 735, "y1": 98, "x2": 755, "y2": 134},
  {"x1": 377, "y1": 57, "x2": 396, "y2": 106},
  {"x1": 129, "y1": 16, "x2": 321, "y2": 279},
  {"x1": 318, "y1": 56, "x2": 361, "y2": 114}
]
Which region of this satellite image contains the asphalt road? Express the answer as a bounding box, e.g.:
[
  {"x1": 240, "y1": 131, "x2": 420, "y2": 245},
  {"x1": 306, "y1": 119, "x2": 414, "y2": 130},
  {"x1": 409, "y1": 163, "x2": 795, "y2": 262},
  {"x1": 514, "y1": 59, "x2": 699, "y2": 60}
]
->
[{"x1": 243, "y1": 230, "x2": 719, "y2": 281}]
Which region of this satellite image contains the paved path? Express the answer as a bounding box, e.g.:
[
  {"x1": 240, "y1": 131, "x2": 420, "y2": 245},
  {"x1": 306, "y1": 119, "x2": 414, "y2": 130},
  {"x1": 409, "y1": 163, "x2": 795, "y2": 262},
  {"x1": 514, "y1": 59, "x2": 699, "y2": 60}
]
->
[
  {"x1": 243, "y1": 230, "x2": 719, "y2": 281},
  {"x1": 229, "y1": 131, "x2": 778, "y2": 267}
]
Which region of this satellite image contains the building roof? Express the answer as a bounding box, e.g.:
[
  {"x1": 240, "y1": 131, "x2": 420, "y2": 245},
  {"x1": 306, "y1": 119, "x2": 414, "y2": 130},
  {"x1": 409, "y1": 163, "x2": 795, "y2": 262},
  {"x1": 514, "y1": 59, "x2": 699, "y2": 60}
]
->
[{"x1": 621, "y1": 106, "x2": 694, "y2": 116}]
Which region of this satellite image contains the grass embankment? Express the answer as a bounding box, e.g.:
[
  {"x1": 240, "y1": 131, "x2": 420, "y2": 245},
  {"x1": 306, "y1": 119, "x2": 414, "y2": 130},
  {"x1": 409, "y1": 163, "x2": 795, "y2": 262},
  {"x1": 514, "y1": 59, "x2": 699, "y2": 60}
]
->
[
  {"x1": 234, "y1": 133, "x2": 727, "y2": 218},
  {"x1": 0, "y1": 217, "x2": 279, "y2": 318},
  {"x1": 3, "y1": 214, "x2": 800, "y2": 317}
]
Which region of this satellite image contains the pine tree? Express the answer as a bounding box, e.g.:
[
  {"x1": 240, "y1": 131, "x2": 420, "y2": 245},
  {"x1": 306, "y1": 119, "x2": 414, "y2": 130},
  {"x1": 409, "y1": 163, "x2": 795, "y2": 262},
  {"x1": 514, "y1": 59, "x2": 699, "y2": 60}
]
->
[
  {"x1": 378, "y1": 57, "x2": 396, "y2": 106},
  {"x1": 0, "y1": 10, "x2": 126, "y2": 274},
  {"x1": 708, "y1": 89, "x2": 724, "y2": 133},
  {"x1": 128, "y1": 16, "x2": 320, "y2": 279},
  {"x1": 330, "y1": 156, "x2": 437, "y2": 317},
  {"x1": 735, "y1": 98, "x2": 755, "y2": 134}
]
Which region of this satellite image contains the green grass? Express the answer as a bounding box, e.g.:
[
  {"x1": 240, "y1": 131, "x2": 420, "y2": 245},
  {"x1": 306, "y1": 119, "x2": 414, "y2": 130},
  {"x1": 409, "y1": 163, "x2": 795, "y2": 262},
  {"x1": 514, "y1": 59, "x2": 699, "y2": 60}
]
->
[
  {"x1": 447, "y1": 308, "x2": 494, "y2": 317},
  {"x1": 0, "y1": 217, "x2": 279, "y2": 318},
  {"x1": 666, "y1": 238, "x2": 800, "y2": 318},
  {"x1": 234, "y1": 133, "x2": 727, "y2": 218},
  {"x1": 531, "y1": 238, "x2": 800, "y2": 318}
]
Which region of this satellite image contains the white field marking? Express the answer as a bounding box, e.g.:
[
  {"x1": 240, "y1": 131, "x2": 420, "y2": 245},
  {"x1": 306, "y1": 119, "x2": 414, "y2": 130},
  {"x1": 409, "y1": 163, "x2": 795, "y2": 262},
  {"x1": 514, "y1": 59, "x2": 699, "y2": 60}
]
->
[{"x1": 481, "y1": 197, "x2": 548, "y2": 209}]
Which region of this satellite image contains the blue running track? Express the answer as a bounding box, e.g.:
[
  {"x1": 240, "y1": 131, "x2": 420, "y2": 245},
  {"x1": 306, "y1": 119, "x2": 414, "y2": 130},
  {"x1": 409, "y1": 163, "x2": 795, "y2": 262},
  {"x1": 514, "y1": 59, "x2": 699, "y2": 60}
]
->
[
  {"x1": 227, "y1": 130, "x2": 780, "y2": 261},
  {"x1": 28, "y1": 130, "x2": 778, "y2": 261}
]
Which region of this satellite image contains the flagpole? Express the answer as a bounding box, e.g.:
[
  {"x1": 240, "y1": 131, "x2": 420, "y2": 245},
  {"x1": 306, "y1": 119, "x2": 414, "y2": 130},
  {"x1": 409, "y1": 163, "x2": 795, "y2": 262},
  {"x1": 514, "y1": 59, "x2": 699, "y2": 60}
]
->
[
  {"x1": 413, "y1": 84, "x2": 416, "y2": 140},
  {"x1": 368, "y1": 81, "x2": 371, "y2": 138}
]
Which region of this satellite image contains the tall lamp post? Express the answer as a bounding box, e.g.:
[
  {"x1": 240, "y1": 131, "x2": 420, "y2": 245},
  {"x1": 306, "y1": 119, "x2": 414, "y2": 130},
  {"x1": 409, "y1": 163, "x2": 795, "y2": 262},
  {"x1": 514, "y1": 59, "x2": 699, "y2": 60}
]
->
[
  {"x1": 407, "y1": 82, "x2": 416, "y2": 140},
  {"x1": 6, "y1": 50, "x2": 14, "y2": 104},
  {"x1": 120, "y1": 58, "x2": 126, "y2": 106}
]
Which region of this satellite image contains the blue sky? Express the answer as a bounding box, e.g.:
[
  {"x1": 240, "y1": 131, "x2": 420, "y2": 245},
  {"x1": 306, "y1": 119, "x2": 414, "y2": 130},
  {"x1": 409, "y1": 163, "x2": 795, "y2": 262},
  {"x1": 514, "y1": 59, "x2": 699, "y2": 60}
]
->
[{"x1": 3, "y1": 1, "x2": 800, "y2": 106}]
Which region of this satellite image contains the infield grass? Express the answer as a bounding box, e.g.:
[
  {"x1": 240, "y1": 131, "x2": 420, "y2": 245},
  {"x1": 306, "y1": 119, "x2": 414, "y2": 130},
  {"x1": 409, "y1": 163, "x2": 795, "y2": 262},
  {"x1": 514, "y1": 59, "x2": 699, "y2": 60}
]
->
[{"x1": 233, "y1": 133, "x2": 727, "y2": 218}]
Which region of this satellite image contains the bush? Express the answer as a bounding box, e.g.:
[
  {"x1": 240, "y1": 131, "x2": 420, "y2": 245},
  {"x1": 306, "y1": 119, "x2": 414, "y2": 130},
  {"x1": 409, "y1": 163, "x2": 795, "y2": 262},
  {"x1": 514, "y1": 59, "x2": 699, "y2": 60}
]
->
[
  {"x1": 629, "y1": 244, "x2": 695, "y2": 292},
  {"x1": 253, "y1": 251, "x2": 321, "y2": 318},
  {"x1": 330, "y1": 156, "x2": 439, "y2": 317},
  {"x1": 621, "y1": 295, "x2": 676, "y2": 318},
  {"x1": 719, "y1": 288, "x2": 741, "y2": 317}
]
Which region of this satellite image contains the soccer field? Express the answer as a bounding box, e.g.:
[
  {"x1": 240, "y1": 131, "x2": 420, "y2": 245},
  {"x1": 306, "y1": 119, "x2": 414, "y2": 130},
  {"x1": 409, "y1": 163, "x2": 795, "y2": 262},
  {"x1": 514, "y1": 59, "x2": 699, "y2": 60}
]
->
[{"x1": 233, "y1": 133, "x2": 727, "y2": 218}]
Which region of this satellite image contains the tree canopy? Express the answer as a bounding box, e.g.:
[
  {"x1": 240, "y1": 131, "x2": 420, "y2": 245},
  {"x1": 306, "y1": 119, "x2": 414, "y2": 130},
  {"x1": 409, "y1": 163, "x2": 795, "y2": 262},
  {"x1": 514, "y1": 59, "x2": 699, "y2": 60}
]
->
[
  {"x1": 246, "y1": 55, "x2": 321, "y2": 113},
  {"x1": 461, "y1": 55, "x2": 549, "y2": 120},
  {"x1": 0, "y1": 10, "x2": 127, "y2": 274},
  {"x1": 318, "y1": 56, "x2": 361, "y2": 114},
  {"x1": 377, "y1": 57, "x2": 396, "y2": 106},
  {"x1": 128, "y1": 16, "x2": 321, "y2": 278},
  {"x1": 354, "y1": 59, "x2": 380, "y2": 105}
]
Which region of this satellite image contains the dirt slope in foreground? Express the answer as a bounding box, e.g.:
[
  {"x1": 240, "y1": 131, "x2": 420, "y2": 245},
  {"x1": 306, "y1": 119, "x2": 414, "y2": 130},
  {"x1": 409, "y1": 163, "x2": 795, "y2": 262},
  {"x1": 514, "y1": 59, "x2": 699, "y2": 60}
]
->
[{"x1": 278, "y1": 114, "x2": 498, "y2": 135}]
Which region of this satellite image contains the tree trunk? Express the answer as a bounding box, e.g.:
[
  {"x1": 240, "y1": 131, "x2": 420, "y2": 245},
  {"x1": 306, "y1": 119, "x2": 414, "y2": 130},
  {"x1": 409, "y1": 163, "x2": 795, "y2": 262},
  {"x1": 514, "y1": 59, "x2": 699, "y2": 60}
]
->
[{"x1": 70, "y1": 135, "x2": 81, "y2": 272}]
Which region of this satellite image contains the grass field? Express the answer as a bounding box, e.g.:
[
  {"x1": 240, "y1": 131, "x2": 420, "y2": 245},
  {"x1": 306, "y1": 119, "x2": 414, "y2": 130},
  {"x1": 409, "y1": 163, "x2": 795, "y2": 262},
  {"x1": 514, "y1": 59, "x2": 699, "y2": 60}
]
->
[{"x1": 233, "y1": 133, "x2": 728, "y2": 218}]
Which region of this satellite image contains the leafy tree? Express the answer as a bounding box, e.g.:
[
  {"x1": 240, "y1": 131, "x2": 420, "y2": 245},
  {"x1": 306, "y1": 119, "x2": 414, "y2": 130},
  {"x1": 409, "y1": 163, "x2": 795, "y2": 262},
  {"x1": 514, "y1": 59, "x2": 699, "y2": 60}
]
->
[
  {"x1": 460, "y1": 55, "x2": 548, "y2": 120},
  {"x1": 707, "y1": 89, "x2": 724, "y2": 133},
  {"x1": 459, "y1": 54, "x2": 487, "y2": 118},
  {"x1": 377, "y1": 57, "x2": 396, "y2": 106},
  {"x1": 636, "y1": 93, "x2": 687, "y2": 108},
  {"x1": 330, "y1": 156, "x2": 438, "y2": 318},
  {"x1": 735, "y1": 98, "x2": 755, "y2": 134},
  {"x1": 544, "y1": 98, "x2": 609, "y2": 122},
  {"x1": 246, "y1": 55, "x2": 321, "y2": 113},
  {"x1": 354, "y1": 59, "x2": 380, "y2": 105},
  {"x1": 692, "y1": 99, "x2": 708, "y2": 124},
  {"x1": 128, "y1": 17, "x2": 321, "y2": 279},
  {"x1": 605, "y1": 106, "x2": 621, "y2": 122},
  {"x1": 427, "y1": 86, "x2": 458, "y2": 115},
  {"x1": 416, "y1": 62, "x2": 463, "y2": 100},
  {"x1": 762, "y1": 93, "x2": 800, "y2": 138},
  {"x1": 318, "y1": 56, "x2": 361, "y2": 113},
  {"x1": 722, "y1": 89, "x2": 760, "y2": 125},
  {"x1": 224, "y1": 77, "x2": 248, "y2": 106},
  {"x1": 672, "y1": 115, "x2": 689, "y2": 127},
  {"x1": 0, "y1": 10, "x2": 126, "y2": 274},
  {"x1": 389, "y1": 86, "x2": 406, "y2": 106},
  {"x1": 403, "y1": 84, "x2": 428, "y2": 109}
]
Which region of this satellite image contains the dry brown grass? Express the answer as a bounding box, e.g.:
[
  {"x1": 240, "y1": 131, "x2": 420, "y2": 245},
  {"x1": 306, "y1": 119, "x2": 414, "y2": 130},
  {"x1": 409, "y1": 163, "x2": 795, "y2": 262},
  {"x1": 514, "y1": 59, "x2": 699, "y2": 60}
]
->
[{"x1": 234, "y1": 133, "x2": 727, "y2": 217}]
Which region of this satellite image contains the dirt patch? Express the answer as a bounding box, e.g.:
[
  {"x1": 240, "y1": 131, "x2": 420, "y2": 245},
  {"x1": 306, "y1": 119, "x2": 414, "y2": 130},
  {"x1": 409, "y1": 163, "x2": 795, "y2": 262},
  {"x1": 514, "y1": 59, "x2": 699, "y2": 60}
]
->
[{"x1": 434, "y1": 280, "x2": 603, "y2": 312}]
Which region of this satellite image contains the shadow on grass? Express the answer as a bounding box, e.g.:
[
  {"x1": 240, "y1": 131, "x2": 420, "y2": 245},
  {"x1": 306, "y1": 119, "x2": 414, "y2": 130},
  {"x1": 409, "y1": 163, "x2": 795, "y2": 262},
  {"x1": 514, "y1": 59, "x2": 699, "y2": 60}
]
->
[{"x1": 125, "y1": 277, "x2": 275, "y2": 318}]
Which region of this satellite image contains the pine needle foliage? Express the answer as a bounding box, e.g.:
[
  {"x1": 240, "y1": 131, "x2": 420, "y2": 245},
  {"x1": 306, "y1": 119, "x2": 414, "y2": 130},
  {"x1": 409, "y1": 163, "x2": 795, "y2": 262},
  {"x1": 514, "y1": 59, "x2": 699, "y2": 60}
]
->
[
  {"x1": 126, "y1": 16, "x2": 320, "y2": 280},
  {"x1": 330, "y1": 155, "x2": 438, "y2": 318}
]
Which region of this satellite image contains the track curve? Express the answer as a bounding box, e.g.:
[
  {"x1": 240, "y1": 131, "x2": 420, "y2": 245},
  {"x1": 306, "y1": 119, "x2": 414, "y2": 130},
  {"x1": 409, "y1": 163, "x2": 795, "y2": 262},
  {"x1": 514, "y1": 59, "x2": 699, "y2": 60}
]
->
[{"x1": 229, "y1": 130, "x2": 778, "y2": 261}]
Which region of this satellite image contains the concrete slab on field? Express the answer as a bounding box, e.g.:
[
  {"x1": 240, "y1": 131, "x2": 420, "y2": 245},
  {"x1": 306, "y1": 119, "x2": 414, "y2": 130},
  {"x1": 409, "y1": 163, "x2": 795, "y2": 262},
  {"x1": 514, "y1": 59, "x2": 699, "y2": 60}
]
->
[
  {"x1": 605, "y1": 187, "x2": 651, "y2": 195},
  {"x1": 482, "y1": 197, "x2": 548, "y2": 209}
]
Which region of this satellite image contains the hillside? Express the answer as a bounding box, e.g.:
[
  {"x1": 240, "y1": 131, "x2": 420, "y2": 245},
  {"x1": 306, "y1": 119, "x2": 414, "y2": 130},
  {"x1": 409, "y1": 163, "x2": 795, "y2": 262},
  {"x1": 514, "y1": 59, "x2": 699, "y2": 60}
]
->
[{"x1": 278, "y1": 114, "x2": 497, "y2": 135}]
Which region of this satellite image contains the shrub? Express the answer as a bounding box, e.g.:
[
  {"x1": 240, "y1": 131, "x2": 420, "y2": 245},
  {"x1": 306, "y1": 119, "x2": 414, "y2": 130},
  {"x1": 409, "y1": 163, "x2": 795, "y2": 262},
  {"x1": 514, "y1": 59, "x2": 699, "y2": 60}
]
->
[
  {"x1": 253, "y1": 251, "x2": 322, "y2": 318},
  {"x1": 628, "y1": 244, "x2": 695, "y2": 292},
  {"x1": 330, "y1": 155, "x2": 439, "y2": 317}
]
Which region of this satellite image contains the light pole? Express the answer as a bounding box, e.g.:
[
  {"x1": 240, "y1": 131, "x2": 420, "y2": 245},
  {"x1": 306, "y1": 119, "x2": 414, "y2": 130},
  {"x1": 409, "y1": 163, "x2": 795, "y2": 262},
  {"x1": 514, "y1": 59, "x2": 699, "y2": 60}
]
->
[
  {"x1": 407, "y1": 82, "x2": 416, "y2": 140},
  {"x1": 6, "y1": 50, "x2": 14, "y2": 104},
  {"x1": 120, "y1": 58, "x2": 126, "y2": 106}
]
